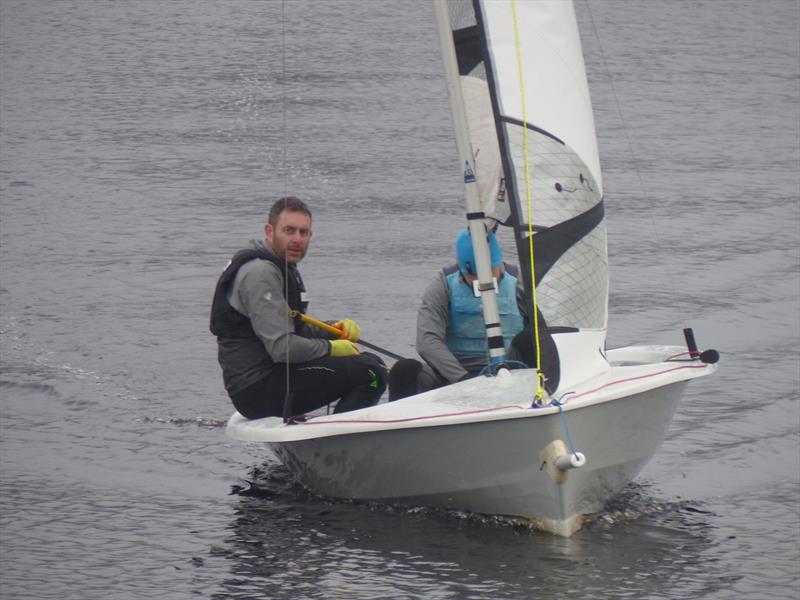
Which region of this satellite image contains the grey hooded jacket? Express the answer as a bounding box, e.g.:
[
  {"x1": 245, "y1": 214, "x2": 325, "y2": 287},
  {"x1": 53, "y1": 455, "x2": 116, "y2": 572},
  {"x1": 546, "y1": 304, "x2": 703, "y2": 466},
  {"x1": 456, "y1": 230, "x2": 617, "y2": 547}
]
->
[{"x1": 215, "y1": 240, "x2": 332, "y2": 396}]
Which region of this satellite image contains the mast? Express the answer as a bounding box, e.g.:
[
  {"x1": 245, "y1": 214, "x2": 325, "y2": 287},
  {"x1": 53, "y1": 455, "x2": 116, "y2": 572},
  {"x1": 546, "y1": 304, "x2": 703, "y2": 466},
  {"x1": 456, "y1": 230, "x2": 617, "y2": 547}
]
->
[{"x1": 433, "y1": 0, "x2": 507, "y2": 367}]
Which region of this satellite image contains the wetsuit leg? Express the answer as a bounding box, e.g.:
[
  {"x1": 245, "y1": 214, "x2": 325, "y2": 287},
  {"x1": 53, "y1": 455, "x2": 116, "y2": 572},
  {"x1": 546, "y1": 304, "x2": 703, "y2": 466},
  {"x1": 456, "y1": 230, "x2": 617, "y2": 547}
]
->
[
  {"x1": 330, "y1": 352, "x2": 388, "y2": 413},
  {"x1": 388, "y1": 359, "x2": 446, "y2": 401},
  {"x1": 231, "y1": 353, "x2": 387, "y2": 419},
  {"x1": 388, "y1": 358, "x2": 423, "y2": 401}
]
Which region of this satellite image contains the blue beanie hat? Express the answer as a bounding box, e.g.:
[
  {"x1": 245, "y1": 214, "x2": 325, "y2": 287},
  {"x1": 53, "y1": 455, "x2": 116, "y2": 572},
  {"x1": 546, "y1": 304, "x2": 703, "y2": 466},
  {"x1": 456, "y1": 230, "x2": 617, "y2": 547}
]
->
[{"x1": 456, "y1": 229, "x2": 503, "y2": 275}]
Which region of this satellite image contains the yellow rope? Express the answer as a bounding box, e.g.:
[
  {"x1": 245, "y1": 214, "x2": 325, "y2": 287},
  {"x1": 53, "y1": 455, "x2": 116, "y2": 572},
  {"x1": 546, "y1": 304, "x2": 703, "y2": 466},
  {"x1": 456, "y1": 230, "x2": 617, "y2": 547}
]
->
[{"x1": 510, "y1": 0, "x2": 544, "y2": 400}]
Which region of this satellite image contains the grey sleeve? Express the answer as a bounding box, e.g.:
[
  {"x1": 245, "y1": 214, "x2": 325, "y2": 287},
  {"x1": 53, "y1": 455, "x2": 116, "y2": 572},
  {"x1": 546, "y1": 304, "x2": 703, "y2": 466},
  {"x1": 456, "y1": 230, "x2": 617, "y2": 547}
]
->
[
  {"x1": 416, "y1": 273, "x2": 468, "y2": 384},
  {"x1": 230, "y1": 260, "x2": 330, "y2": 363}
]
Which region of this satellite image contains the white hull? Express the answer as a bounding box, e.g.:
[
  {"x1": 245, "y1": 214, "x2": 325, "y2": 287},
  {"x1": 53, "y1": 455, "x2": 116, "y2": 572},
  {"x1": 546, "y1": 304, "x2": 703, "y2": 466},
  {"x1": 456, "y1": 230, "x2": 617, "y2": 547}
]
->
[{"x1": 227, "y1": 345, "x2": 716, "y2": 536}]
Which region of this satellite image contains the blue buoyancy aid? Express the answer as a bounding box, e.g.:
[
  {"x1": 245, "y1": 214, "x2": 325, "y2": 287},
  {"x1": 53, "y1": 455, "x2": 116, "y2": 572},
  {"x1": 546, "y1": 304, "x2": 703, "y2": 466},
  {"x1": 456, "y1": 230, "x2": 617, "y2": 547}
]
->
[{"x1": 445, "y1": 268, "x2": 524, "y2": 357}]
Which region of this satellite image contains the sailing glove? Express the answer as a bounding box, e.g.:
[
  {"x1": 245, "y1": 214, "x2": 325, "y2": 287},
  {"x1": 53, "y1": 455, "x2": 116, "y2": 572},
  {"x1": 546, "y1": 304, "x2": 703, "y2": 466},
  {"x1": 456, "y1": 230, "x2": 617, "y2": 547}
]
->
[
  {"x1": 334, "y1": 318, "x2": 361, "y2": 341},
  {"x1": 329, "y1": 339, "x2": 359, "y2": 357}
]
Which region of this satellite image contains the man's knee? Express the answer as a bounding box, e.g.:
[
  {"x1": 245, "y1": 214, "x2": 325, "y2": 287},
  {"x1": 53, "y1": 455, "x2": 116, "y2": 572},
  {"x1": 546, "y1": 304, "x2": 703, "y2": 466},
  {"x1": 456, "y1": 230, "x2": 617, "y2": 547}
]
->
[
  {"x1": 333, "y1": 353, "x2": 387, "y2": 414},
  {"x1": 343, "y1": 352, "x2": 387, "y2": 398},
  {"x1": 388, "y1": 358, "x2": 423, "y2": 401},
  {"x1": 358, "y1": 352, "x2": 387, "y2": 387}
]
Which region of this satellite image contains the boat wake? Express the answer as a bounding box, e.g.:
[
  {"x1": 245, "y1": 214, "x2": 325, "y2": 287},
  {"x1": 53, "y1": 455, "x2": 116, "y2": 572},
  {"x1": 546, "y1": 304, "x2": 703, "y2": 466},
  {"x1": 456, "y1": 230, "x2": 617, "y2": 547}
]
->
[
  {"x1": 229, "y1": 463, "x2": 317, "y2": 502},
  {"x1": 580, "y1": 482, "x2": 716, "y2": 532},
  {"x1": 139, "y1": 416, "x2": 228, "y2": 428},
  {"x1": 231, "y1": 461, "x2": 714, "y2": 535}
]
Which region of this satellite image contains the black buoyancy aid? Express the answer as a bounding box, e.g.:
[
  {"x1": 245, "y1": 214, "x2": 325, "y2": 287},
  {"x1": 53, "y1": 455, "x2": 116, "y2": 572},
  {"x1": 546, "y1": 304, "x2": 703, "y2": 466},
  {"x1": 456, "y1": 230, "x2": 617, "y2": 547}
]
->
[{"x1": 209, "y1": 246, "x2": 308, "y2": 338}]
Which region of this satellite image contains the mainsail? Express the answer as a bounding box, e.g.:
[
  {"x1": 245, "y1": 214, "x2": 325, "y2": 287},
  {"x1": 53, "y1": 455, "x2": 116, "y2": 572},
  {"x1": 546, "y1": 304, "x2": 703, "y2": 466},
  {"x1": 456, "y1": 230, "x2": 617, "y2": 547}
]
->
[{"x1": 441, "y1": 0, "x2": 609, "y2": 392}]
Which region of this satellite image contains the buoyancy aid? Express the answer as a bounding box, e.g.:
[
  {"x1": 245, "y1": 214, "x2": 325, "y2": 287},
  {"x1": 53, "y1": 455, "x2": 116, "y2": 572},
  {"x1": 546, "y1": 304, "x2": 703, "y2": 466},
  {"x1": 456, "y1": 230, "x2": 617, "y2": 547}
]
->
[
  {"x1": 444, "y1": 263, "x2": 524, "y2": 357},
  {"x1": 210, "y1": 245, "x2": 308, "y2": 339}
]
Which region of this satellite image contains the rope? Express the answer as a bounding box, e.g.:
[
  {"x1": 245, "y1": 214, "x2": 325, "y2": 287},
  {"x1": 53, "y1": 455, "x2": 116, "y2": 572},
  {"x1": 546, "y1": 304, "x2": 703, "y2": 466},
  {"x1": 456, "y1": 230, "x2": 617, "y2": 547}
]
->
[
  {"x1": 281, "y1": 0, "x2": 287, "y2": 197},
  {"x1": 290, "y1": 403, "x2": 530, "y2": 426},
  {"x1": 550, "y1": 392, "x2": 580, "y2": 458},
  {"x1": 280, "y1": 1, "x2": 293, "y2": 422},
  {"x1": 510, "y1": 0, "x2": 544, "y2": 401}
]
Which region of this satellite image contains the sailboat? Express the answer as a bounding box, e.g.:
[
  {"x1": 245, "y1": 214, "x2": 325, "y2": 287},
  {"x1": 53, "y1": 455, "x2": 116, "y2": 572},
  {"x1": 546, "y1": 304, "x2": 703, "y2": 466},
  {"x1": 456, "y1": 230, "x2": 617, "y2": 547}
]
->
[{"x1": 226, "y1": 0, "x2": 719, "y2": 536}]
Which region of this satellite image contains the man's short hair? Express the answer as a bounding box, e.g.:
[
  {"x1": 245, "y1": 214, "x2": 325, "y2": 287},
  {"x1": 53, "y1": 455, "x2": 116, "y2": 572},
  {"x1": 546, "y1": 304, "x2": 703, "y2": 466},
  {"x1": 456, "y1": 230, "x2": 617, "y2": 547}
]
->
[{"x1": 268, "y1": 196, "x2": 312, "y2": 227}]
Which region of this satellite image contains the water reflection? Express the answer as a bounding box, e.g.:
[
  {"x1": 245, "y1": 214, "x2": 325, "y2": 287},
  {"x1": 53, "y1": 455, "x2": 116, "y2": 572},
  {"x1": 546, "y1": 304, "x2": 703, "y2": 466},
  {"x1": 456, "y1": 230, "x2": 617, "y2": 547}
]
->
[{"x1": 213, "y1": 463, "x2": 727, "y2": 600}]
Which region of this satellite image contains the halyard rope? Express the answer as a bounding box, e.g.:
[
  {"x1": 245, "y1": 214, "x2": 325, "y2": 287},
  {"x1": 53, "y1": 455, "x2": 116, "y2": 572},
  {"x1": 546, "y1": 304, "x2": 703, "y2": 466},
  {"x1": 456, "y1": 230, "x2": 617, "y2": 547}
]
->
[
  {"x1": 510, "y1": 0, "x2": 544, "y2": 402},
  {"x1": 281, "y1": 1, "x2": 293, "y2": 419}
]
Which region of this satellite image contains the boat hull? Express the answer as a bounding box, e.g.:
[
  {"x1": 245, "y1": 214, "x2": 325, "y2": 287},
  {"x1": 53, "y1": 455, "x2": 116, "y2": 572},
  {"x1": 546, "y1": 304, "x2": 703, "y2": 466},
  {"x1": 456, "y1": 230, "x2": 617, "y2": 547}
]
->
[
  {"x1": 267, "y1": 381, "x2": 686, "y2": 536},
  {"x1": 227, "y1": 345, "x2": 717, "y2": 536}
]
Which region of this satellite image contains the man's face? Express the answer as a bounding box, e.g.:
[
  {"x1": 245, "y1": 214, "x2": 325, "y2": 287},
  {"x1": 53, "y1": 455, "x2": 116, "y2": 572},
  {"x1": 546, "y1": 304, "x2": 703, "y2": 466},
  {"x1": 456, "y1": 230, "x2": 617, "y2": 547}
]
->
[{"x1": 265, "y1": 210, "x2": 312, "y2": 263}]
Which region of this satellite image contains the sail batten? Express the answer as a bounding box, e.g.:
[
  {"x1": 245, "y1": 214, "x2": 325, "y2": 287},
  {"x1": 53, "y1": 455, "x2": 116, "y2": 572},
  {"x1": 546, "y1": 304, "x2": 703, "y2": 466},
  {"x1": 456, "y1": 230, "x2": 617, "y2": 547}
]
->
[{"x1": 499, "y1": 117, "x2": 566, "y2": 146}]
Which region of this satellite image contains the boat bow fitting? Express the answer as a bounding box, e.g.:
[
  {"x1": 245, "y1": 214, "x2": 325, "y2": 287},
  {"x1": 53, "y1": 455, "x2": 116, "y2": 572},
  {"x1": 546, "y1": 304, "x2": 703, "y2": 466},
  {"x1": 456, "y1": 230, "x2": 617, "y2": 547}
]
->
[
  {"x1": 555, "y1": 451, "x2": 586, "y2": 471},
  {"x1": 539, "y1": 439, "x2": 586, "y2": 483}
]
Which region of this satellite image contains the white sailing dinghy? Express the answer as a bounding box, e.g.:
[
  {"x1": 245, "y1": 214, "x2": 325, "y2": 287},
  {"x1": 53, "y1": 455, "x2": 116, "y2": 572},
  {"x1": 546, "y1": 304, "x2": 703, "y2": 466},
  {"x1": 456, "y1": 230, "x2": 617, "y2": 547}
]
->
[{"x1": 226, "y1": 0, "x2": 719, "y2": 536}]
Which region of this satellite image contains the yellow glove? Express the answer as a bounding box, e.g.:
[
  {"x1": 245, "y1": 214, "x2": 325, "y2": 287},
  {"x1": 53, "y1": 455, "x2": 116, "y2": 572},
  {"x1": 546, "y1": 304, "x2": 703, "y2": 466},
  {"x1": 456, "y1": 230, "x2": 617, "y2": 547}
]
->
[
  {"x1": 329, "y1": 339, "x2": 359, "y2": 357},
  {"x1": 334, "y1": 318, "x2": 361, "y2": 341}
]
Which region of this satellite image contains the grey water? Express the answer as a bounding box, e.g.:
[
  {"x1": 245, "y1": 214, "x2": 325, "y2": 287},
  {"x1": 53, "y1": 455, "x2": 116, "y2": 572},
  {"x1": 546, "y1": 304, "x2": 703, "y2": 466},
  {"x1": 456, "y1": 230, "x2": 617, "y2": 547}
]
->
[{"x1": 0, "y1": 0, "x2": 797, "y2": 598}]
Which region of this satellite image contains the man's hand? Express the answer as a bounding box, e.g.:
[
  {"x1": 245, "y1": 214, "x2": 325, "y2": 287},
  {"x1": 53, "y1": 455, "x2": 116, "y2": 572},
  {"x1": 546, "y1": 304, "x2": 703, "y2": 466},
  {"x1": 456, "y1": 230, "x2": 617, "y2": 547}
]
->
[
  {"x1": 334, "y1": 318, "x2": 361, "y2": 341},
  {"x1": 329, "y1": 339, "x2": 359, "y2": 357}
]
